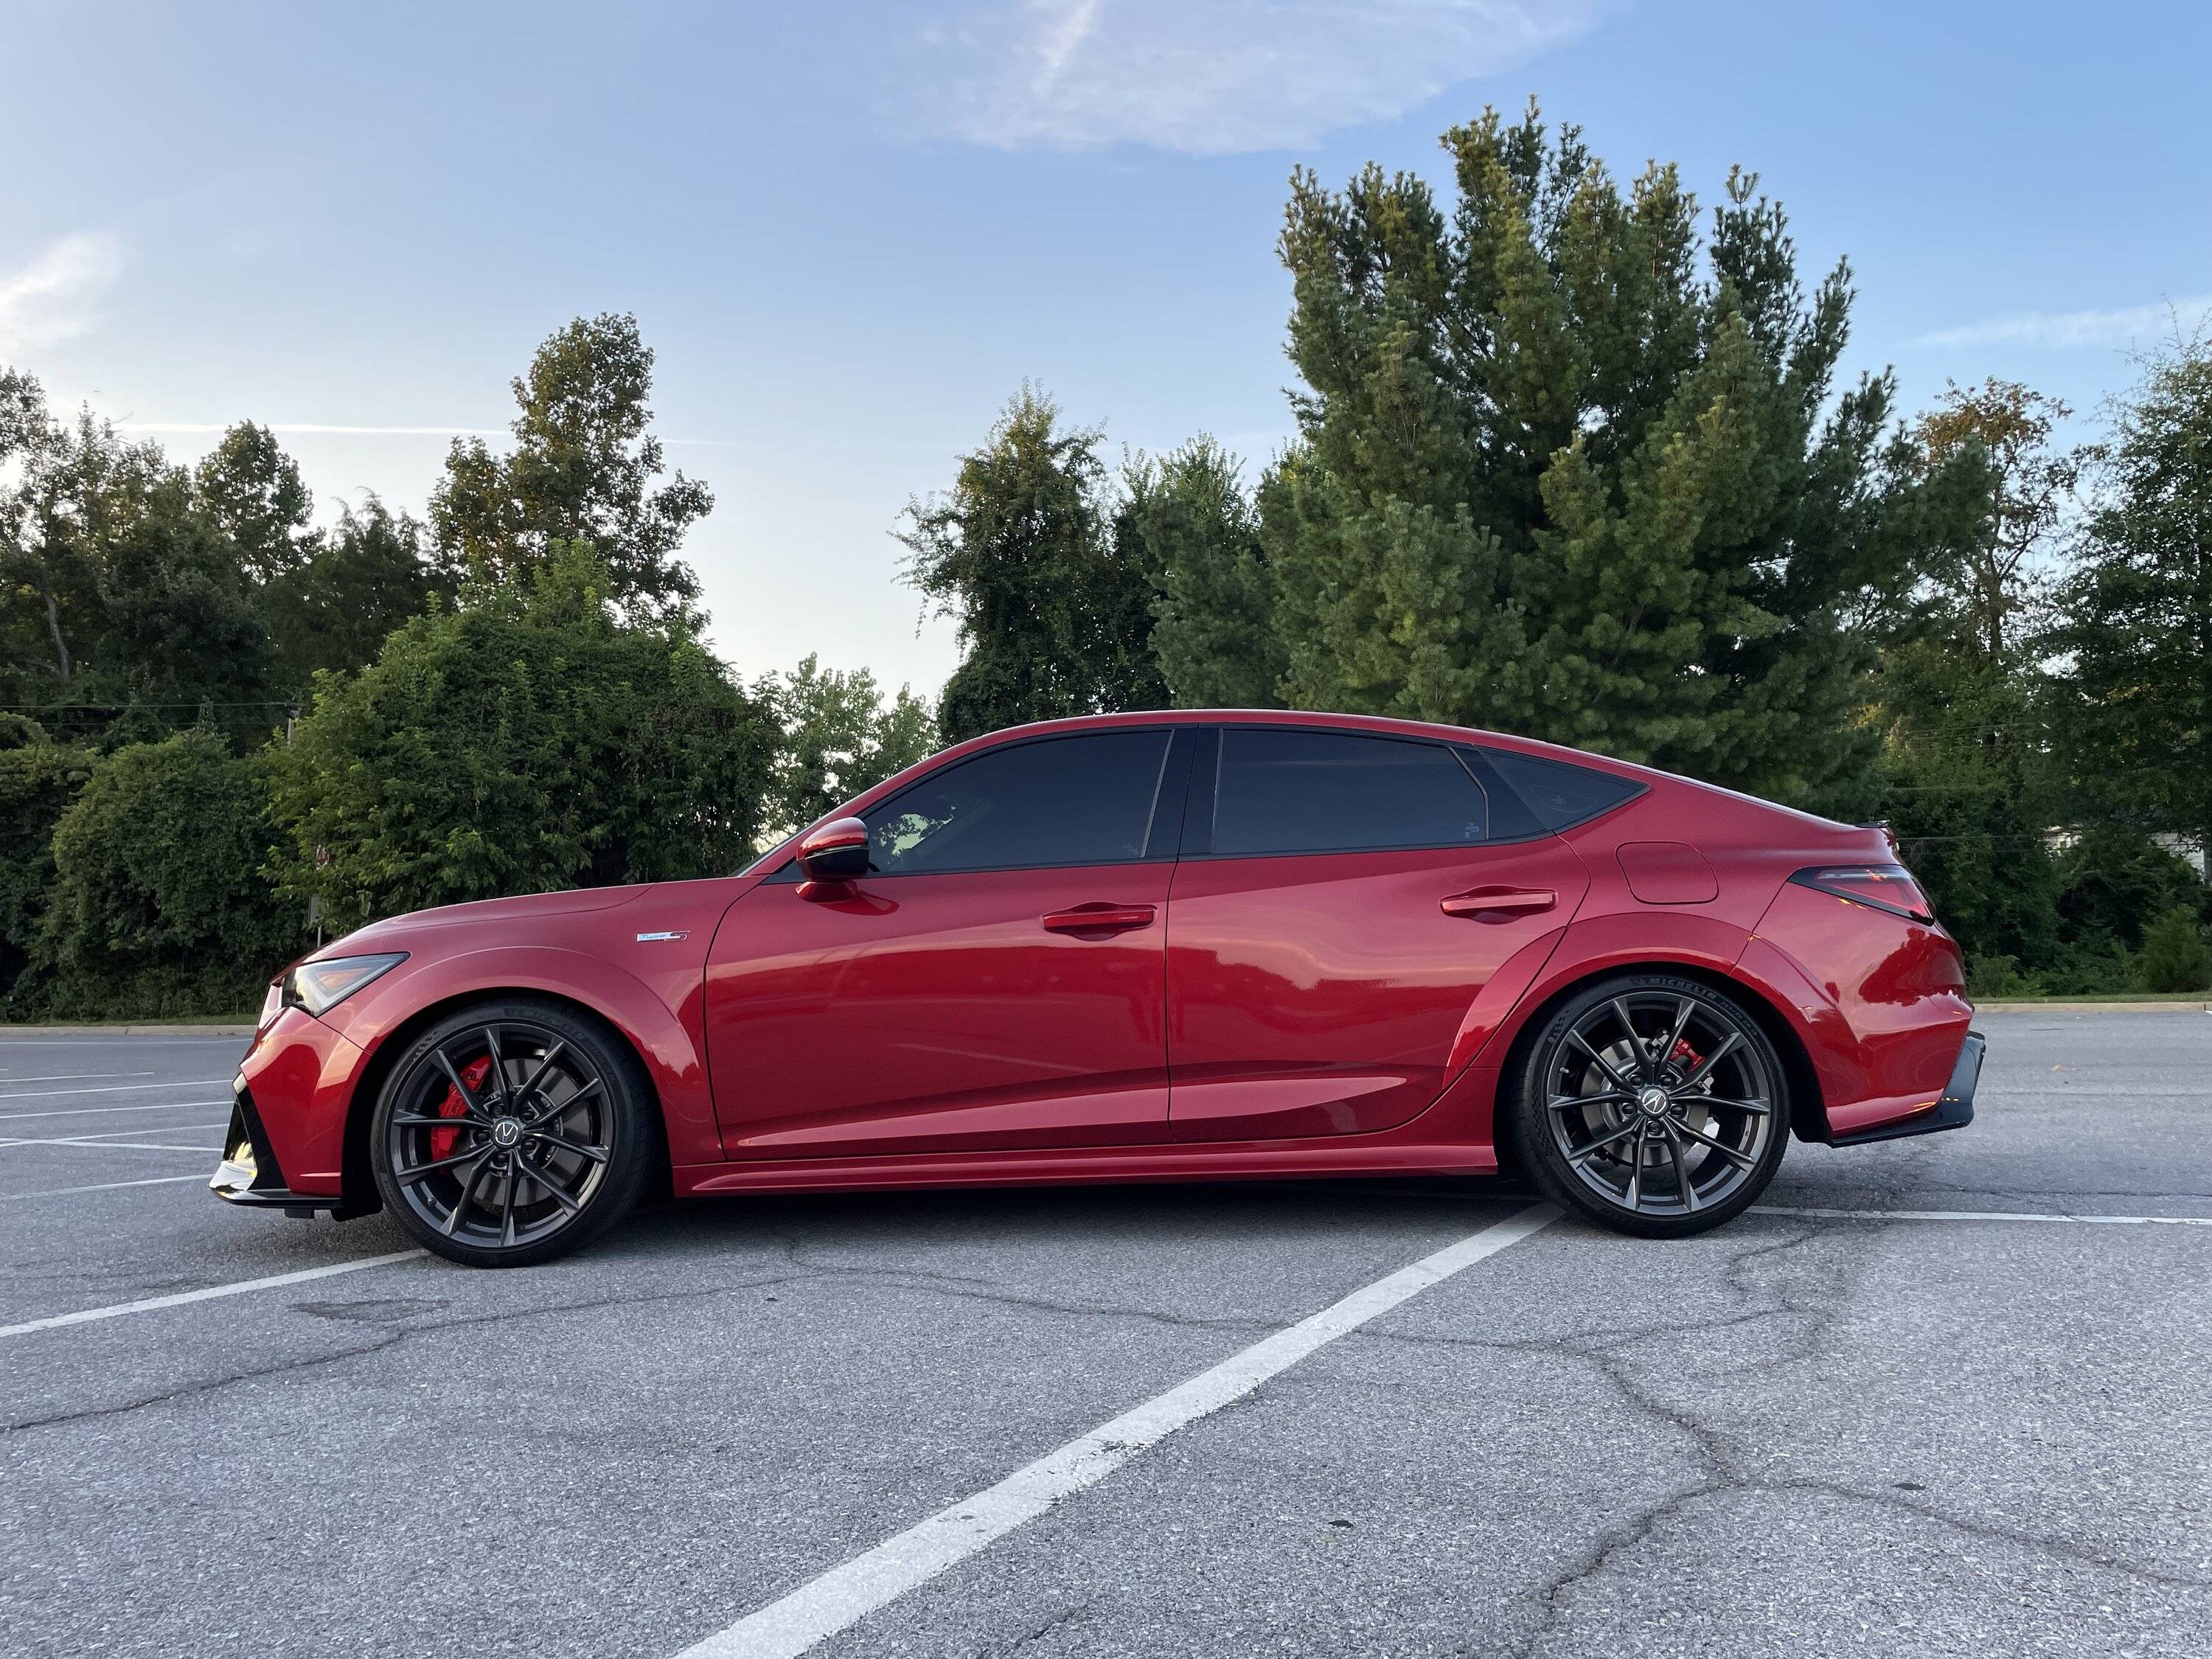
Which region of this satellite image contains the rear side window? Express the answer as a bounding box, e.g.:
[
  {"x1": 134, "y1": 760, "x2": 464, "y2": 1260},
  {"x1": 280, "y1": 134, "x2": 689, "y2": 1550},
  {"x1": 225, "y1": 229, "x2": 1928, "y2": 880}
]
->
[
  {"x1": 1211, "y1": 729, "x2": 1487, "y2": 855},
  {"x1": 1478, "y1": 747, "x2": 1644, "y2": 831},
  {"x1": 863, "y1": 730, "x2": 1173, "y2": 875}
]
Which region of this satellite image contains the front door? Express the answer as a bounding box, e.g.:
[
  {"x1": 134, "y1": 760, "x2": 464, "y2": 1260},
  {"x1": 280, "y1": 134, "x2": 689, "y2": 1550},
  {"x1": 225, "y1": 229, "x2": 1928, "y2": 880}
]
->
[
  {"x1": 1165, "y1": 726, "x2": 1589, "y2": 1141},
  {"x1": 705, "y1": 727, "x2": 1186, "y2": 1158}
]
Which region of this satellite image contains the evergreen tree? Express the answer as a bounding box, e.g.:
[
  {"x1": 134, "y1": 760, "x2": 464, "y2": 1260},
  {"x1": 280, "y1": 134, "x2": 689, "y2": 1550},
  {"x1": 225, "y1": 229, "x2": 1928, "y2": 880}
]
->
[
  {"x1": 1188, "y1": 104, "x2": 1976, "y2": 809},
  {"x1": 431, "y1": 314, "x2": 712, "y2": 616},
  {"x1": 1125, "y1": 437, "x2": 1286, "y2": 708},
  {"x1": 900, "y1": 387, "x2": 1164, "y2": 743}
]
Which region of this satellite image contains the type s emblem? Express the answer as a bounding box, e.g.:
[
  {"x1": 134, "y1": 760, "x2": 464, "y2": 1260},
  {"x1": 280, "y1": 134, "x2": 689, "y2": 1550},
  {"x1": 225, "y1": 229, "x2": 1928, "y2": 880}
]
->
[{"x1": 635, "y1": 931, "x2": 691, "y2": 942}]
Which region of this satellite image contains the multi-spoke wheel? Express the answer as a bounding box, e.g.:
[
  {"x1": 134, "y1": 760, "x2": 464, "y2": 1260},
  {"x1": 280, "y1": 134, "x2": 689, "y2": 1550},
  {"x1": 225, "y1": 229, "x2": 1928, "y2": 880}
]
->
[
  {"x1": 370, "y1": 1000, "x2": 657, "y2": 1267},
  {"x1": 1508, "y1": 974, "x2": 1790, "y2": 1238}
]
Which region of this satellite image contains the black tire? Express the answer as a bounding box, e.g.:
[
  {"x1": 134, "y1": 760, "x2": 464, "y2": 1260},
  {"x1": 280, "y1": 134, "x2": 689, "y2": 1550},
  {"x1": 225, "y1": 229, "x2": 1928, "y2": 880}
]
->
[
  {"x1": 369, "y1": 998, "x2": 659, "y2": 1267},
  {"x1": 1505, "y1": 973, "x2": 1789, "y2": 1239}
]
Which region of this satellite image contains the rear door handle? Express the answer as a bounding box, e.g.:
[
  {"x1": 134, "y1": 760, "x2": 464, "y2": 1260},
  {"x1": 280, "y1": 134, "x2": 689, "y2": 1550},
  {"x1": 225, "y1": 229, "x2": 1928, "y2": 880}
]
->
[
  {"x1": 1441, "y1": 886, "x2": 1556, "y2": 919},
  {"x1": 1042, "y1": 903, "x2": 1157, "y2": 936}
]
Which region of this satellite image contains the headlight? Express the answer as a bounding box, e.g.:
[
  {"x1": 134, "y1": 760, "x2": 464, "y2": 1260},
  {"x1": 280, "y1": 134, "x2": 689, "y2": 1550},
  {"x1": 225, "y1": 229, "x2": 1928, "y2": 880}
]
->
[{"x1": 282, "y1": 953, "x2": 408, "y2": 1016}]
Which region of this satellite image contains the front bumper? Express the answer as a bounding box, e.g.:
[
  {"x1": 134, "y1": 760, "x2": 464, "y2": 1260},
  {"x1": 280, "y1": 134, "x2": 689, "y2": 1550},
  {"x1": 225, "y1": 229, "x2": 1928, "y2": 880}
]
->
[
  {"x1": 210, "y1": 1082, "x2": 364, "y2": 1219},
  {"x1": 1830, "y1": 1030, "x2": 1983, "y2": 1147}
]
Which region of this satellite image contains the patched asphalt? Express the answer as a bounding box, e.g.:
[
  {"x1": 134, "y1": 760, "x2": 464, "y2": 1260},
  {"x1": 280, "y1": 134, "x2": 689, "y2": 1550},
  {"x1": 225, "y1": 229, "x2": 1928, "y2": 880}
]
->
[{"x1": 2, "y1": 1012, "x2": 2207, "y2": 1657}]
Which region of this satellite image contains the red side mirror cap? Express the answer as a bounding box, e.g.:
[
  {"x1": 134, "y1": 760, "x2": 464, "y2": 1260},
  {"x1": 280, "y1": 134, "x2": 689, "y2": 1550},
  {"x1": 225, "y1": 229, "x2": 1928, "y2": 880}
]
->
[{"x1": 797, "y1": 816, "x2": 871, "y2": 883}]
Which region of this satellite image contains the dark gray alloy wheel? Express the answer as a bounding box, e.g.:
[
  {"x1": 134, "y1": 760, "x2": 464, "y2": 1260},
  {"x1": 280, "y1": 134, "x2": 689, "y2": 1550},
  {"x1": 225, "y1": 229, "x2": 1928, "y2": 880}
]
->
[
  {"x1": 370, "y1": 1000, "x2": 656, "y2": 1267},
  {"x1": 1509, "y1": 973, "x2": 1790, "y2": 1239}
]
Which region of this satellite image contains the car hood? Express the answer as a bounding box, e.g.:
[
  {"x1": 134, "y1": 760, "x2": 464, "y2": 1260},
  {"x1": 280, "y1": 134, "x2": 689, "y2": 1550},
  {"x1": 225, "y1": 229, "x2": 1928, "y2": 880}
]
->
[{"x1": 316, "y1": 884, "x2": 655, "y2": 956}]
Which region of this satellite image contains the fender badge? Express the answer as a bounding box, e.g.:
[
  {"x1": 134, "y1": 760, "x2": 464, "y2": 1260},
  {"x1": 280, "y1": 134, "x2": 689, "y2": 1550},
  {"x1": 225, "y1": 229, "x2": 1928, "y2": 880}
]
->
[{"x1": 635, "y1": 930, "x2": 691, "y2": 942}]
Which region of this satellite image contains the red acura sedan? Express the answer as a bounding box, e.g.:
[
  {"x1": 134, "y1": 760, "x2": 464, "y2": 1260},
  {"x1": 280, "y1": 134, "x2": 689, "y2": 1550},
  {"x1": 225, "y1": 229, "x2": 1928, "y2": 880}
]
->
[{"x1": 213, "y1": 711, "x2": 1983, "y2": 1267}]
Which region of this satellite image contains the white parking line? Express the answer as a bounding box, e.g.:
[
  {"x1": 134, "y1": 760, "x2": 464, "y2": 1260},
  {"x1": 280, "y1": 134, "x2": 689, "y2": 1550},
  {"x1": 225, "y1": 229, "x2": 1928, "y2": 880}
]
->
[
  {"x1": 0, "y1": 1099, "x2": 232, "y2": 1123},
  {"x1": 0, "y1": 1071, "x2": 155, "y2": 1085},
  {"x1": 1756, "y1": 1204, "x2": 2212, "y2": 1226},
  {"x1": 0, "y1": 1126, "x2": 226, "y2": 1152},
  {"x1": 0, "y1": 1079, "x2": 233, "y2": 1102},
  {"x1": 0, "y1": 1250, "x2": 430, "y2": 1340},
  {"x1": 0, "y1": 1174, "x2": 209, "y2": 1201},
  {"x1": 675, "y1": 1202, "x2": 1562, "y2": 1659}
]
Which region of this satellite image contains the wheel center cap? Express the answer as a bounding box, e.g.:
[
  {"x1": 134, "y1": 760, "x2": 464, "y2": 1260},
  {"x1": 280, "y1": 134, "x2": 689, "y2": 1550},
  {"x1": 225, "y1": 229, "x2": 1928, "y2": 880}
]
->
[
  {"x1": 1636, "y1": 1086, "x2": 1672, "y2": 1119},
  {"x1": 491, "y1": 1117, "x2": 523, "y2": 1148}
]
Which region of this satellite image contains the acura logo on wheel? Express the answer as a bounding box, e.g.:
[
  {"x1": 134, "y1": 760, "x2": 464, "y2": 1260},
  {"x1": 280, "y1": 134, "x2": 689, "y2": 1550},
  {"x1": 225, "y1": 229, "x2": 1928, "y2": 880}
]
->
[{"x1": 491, "y1": 1117, "x2": 523, "y2": 1147}]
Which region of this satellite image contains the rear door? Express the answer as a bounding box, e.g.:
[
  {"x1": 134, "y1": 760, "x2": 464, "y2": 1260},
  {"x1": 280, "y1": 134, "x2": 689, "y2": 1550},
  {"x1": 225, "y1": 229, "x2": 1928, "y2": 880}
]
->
[
  {"x1": 1164, "y1": 726, "x2": 1588, "y2": 1141},
  {"x1": 705, "y1": 727, "x2": 1191, "y2": 1158}
]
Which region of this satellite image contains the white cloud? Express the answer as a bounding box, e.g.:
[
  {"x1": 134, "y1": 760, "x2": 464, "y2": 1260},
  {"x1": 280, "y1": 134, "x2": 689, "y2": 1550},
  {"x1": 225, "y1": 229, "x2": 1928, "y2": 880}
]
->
[
  {"x1": 906, "y1": 0, "x2": 1601, "y2": 154},
  {"x1": 1914, "y1": 293, "x2": 2212, "y2": 351},
  {"x1": 0, "y1": 232, "x2": 125, "y2": 355}
]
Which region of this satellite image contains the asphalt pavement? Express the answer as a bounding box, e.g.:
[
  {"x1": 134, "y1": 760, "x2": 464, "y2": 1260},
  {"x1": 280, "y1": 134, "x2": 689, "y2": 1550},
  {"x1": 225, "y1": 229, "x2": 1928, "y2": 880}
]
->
[{"x1": 2, "y1": 1012, "x2": 2208, "y2": 1657}]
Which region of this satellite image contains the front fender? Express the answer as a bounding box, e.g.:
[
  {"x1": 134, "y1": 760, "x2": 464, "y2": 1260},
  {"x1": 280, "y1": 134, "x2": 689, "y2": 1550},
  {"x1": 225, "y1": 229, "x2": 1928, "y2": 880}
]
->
[{"x1": 317, "y1": 942, "x2": 720, "y2": 1166}]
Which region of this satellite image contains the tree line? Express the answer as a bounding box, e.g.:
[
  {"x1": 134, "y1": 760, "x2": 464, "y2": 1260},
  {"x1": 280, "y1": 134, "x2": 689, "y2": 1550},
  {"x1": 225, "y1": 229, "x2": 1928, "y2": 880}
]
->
[
  {"x1": 1, "y1": 316, "x2": 931, "y2": 1016},
  {"x1": 4, "y1": 104, "x2": 2208, "y2": 1015}
]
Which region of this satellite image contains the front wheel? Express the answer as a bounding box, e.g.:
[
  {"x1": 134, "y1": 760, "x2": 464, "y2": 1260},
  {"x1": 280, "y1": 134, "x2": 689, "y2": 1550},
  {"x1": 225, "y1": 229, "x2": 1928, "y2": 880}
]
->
[
  {"x1": 369, "y1": 1000, "x2": 658, "y2": 1267},
  {"x1": 1506, "y1": 974, "x2": 1789, "y2": 1238}
]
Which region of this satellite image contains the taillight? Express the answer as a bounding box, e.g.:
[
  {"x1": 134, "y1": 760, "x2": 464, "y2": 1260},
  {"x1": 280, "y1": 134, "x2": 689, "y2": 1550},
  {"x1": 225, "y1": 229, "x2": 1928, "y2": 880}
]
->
[{"x1": 1788, "y1": 864, "x2": 1935, "y2": 924}]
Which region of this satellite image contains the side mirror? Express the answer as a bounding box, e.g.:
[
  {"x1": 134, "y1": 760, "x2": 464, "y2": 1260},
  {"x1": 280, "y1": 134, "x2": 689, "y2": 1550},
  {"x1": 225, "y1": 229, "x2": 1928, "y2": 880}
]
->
[{"x1": 797, "y1": 816, "x2": 871, "y2": 883}]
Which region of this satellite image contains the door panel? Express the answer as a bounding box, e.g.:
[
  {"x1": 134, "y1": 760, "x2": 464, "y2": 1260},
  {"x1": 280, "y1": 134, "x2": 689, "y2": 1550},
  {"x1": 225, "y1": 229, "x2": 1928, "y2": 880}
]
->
[
  {"x1": 707, "y1": 864, "x2": 1174, "y2": 1157},
  {"x1": 1164, "y1": 844, "x2": 1587, "y2": 1141}
]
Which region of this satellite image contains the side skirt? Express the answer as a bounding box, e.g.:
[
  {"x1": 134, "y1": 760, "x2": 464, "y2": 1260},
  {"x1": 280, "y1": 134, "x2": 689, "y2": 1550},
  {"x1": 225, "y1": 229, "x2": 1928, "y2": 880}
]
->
[{"x1": 673, "y1": 1140, "x2": 1500, "y2": 1200}]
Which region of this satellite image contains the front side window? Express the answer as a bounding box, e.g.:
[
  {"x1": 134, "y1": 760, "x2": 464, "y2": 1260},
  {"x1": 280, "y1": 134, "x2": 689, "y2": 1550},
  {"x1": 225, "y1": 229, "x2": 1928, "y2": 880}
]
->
[
  {"x1": 1211, "y1": 728, "x2": 1488, "y2": 856},
  {"x1": 863, "y1": 730, "x2": 1175, "y2": 875}
]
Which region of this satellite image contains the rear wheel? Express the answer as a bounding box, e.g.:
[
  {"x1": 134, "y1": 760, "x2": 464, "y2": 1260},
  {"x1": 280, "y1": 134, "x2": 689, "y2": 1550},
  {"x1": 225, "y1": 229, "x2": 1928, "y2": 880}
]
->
[
  {"x1": 369, "y1": 1000, "x2": 657, "y2": 1267},
  {"x1": 1507, "y1": 973, "x2": 1787, "y2": 1238}
]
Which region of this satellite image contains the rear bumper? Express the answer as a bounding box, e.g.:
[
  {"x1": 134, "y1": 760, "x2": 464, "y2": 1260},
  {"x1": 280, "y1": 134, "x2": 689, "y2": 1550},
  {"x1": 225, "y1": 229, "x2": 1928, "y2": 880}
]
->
[
  {"x1": 210, "y1": 1082, "x2": 365, "y2": 1218},
  {"x1": 1830, "y1": 1030, "x2": 1983, "y2": 1147}
]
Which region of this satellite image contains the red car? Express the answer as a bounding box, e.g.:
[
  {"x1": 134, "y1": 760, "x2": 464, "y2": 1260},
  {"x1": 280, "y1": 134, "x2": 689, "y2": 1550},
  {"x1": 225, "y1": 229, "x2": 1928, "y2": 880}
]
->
[{"x1": 214, "y1": 712, "x2": 1983, "y2": 1266}]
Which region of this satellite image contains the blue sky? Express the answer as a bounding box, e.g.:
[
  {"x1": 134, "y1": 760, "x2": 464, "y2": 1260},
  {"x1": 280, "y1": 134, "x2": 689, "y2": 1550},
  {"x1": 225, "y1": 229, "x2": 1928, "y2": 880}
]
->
[{"x1": 5, "y1": 0, "x2": 2207, "y2": 696}]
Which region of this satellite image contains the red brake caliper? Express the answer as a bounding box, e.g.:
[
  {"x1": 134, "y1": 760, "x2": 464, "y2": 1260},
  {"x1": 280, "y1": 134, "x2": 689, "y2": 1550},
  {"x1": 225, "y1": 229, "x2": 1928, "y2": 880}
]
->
[
  {"x1": 429, "y1": 1055, "x2": 494, "y2": 1161},
  {"x1": 1668, "y1": 1038, "x2": 1702, "y2": 1077}
]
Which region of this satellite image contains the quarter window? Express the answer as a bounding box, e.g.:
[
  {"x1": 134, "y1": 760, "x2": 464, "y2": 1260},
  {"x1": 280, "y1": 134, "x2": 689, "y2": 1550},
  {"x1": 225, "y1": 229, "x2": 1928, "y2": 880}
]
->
[
  {"x1": 1211, "y1": 729, "x2": 1487, "y2": 855},
  {"x1": 862, "y1": 731, "x2": 1175, "y2": 875}
]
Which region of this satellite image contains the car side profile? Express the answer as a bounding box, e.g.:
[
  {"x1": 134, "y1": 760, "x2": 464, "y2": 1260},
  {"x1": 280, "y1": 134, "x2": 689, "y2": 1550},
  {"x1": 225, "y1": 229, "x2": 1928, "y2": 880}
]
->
[{"x1": 213, "y1": 711, "x2": 1983, "y2": 1266}]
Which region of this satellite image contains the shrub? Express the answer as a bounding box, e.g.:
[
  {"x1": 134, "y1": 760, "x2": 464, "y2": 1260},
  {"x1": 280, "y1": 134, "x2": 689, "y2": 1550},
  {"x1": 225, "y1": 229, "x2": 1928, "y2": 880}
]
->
[
  {"x1": 2139, "y1": 906, "x2": 2212, "y2": 994},
  {"x1": 264, "y1": 547, "x2": 776, "y2": 930},
  {"x1": 0, "y1": 716, "x2": 95, "y2": 1006},
  {"x1": 25, "y1": 728, "x2": 303, "y2": 1017}
]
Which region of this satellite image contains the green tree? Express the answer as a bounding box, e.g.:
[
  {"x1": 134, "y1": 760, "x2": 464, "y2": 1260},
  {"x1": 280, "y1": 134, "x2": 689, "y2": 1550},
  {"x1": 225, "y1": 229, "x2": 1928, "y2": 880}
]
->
[
  {"x1": 430, "y1": 314, "x2": 711, "y2": 616},
  {"x1": 22, "y1": 728, "x2": 302, "y2": 1017},
  {"x1": 1913, "y1": 379, "x2": 2078, "y2": 659},
  {"x1": 900, "y1": 386, "x2": 1166, "y2": 743},
  {"x1": 0, "y1": 714, "x2": 94, "y2": 1006},
  {"x1": 2053, "y1": 827, "x2": 2210, "y2": 953},
  {"x1": 265, "y1": 547, "x2": 775, "y2": 928},
  {"x1": 2048, "y1": 337, "x2": 2212, "y2": 866},
  {"x1": 259, "y1": 497, "x2": 446, "y2": 686},
  {"x1": 1, "y1": 376, "x2": 282, "y2": 740},
  {"x1": 1124, "y1": 437, "x2": 1286, "y2": 708},
  {"x1": 1175, "y1": 105, "x2": 1973, "y2": 810},
  {"x1": 2138, "y1": 905, "x2": 2211, "y2": 994},
  {"x1": 754, "y1": 655, "x2": 937, "y2": 841},
  {"x1": 193, "y1": 421, "x2": 313, "y2": 585}
]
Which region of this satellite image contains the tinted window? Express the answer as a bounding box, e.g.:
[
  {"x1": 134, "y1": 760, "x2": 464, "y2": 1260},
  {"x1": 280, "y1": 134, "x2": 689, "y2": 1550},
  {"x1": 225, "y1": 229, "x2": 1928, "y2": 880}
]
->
[
  {"x1": 1479, "y1": 747, "x2": 1644, "y2": 830},
  {"x1": 863, "y1": 731, "x2": 1174, "y2": 874},
  {"x1": 1211, "y1": 729, "x2": 1486, "y2": 855}
]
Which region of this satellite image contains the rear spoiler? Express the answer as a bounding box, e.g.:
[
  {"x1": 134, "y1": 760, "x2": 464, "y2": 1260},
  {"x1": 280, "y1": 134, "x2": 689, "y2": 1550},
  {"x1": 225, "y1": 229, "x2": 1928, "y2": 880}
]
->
[{"x1": 1858, "y1": 820, "x2": 1902, "y2": 858}]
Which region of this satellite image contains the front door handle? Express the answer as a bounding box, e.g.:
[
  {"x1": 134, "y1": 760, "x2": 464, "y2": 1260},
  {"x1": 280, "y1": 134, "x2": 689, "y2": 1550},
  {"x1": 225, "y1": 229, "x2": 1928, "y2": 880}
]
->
[
  {"x1": 1441, "y1": 886, "x2": 1556, "y2": 919},
  {"x1": 1042, "y1": 903, "x2": 1157, "y2": 936}
]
